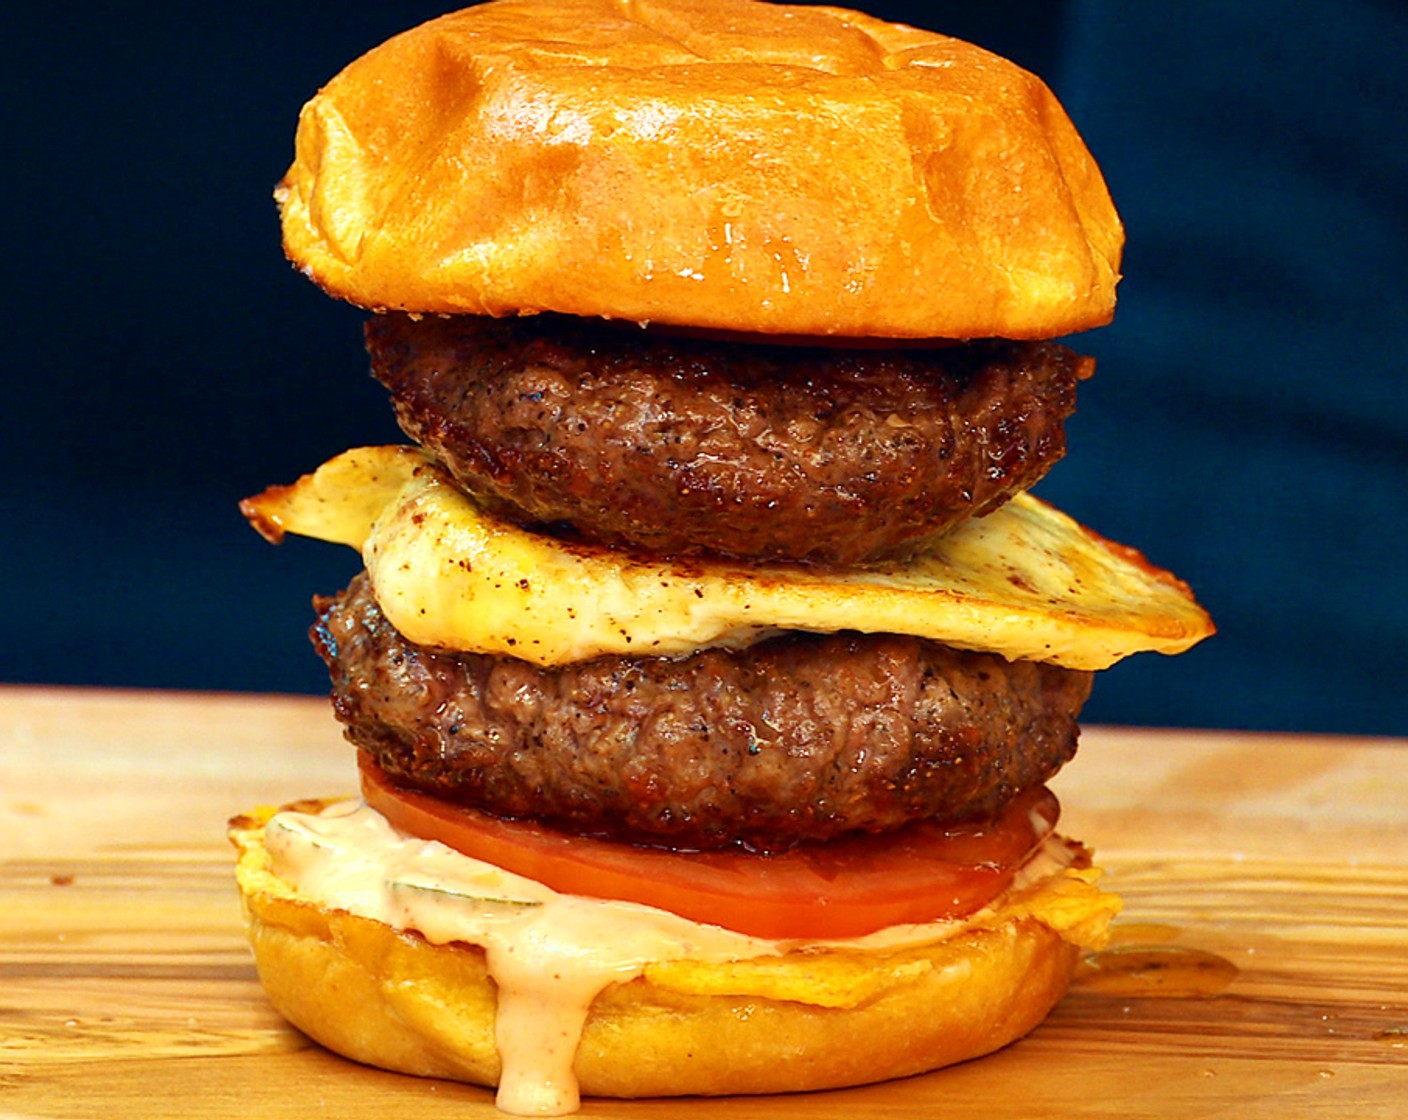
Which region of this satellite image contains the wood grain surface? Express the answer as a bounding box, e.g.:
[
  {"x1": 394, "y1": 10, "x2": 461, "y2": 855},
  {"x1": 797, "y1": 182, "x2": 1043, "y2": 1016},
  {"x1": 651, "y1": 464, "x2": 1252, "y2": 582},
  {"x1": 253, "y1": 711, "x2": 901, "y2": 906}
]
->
[{"x1": 2, "y1": 686, "x2": 1405, "y2": 1118}]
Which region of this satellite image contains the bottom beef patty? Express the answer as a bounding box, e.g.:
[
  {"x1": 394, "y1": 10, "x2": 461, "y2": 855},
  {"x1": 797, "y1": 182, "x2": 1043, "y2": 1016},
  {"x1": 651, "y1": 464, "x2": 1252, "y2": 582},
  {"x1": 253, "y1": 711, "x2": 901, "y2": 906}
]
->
[{"x1": 315, "y1": 573, "x2": 1092, "y2": 850}]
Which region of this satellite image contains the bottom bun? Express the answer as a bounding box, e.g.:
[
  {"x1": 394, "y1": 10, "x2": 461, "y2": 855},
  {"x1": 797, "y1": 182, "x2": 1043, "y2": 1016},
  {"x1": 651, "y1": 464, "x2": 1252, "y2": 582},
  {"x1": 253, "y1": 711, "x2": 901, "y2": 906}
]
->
[{"x1": 231, "y1": 801, "x2": 1118, "y2": 1102}]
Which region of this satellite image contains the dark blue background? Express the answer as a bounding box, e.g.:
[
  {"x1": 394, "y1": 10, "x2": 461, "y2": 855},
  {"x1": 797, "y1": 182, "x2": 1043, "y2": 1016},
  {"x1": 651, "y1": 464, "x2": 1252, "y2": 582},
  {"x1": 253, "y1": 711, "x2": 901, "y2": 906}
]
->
[{"x1": 4, "y1": 2, "x2": 1404, "y2": 734}]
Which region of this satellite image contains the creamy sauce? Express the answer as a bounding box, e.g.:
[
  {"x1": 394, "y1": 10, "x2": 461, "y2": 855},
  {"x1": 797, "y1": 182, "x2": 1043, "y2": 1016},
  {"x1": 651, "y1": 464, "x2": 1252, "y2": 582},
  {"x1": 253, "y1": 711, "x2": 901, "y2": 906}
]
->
[
  {"x1": 264, "y1": 800, "x2": 1075, "y2": 1115},
  {"x1": 265, "y1": 801, "x2": 781, "y2": 1114}
]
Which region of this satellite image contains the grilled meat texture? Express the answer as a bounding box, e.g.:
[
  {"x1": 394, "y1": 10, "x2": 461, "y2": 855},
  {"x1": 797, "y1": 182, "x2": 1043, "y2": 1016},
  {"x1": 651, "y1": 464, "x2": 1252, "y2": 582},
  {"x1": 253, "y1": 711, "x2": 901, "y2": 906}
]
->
[
  {"x1": 314, "y1": 573, "x2": 1092, "y2": 850},
  {"x1": 366, "y1": 313, "x2": 1087, "y2": 566}
]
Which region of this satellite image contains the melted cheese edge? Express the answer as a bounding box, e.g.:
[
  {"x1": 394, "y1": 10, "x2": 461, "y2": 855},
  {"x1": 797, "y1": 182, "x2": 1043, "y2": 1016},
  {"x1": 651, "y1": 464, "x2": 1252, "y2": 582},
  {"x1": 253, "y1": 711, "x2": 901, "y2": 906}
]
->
[
  {"x1": 242, "y1": 800, "x2": 1117, "y2": 1115},
  {"x1": 241, "y1": 445, "x2": 1214, "y2": 670}
]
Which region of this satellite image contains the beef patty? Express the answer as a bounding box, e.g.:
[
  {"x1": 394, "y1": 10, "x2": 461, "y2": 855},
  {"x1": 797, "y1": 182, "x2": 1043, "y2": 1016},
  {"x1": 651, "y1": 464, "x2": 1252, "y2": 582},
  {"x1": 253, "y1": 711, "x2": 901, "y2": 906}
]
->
[
  {"x1": 314, "y1": 572, "x2": 1092, "y2": 850},
  {"x1": 366, "y1": 313, "x2": 1088, "y2": 565}
]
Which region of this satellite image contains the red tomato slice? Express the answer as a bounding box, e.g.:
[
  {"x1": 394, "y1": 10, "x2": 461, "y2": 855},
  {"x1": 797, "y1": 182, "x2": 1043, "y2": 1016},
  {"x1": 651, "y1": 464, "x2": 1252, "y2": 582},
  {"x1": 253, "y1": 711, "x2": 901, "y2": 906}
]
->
[{"x1": 359, "y1": 755, "x2": 1058, "y2": 941}]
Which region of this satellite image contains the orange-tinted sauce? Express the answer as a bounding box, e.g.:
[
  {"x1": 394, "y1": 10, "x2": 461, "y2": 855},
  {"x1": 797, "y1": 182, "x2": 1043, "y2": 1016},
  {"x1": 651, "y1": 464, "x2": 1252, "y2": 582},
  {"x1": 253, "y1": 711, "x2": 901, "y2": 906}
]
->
[{"x1": 1076, "y1": 944, "x2": 1239, "y2": 999}]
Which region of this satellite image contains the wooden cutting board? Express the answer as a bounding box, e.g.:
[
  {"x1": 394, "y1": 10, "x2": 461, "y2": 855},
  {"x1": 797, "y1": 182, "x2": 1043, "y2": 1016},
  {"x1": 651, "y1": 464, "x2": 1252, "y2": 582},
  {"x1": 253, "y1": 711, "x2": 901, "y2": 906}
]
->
[{"x1": 2, "y1": 686, "x2": 1405, "y2": 1118}]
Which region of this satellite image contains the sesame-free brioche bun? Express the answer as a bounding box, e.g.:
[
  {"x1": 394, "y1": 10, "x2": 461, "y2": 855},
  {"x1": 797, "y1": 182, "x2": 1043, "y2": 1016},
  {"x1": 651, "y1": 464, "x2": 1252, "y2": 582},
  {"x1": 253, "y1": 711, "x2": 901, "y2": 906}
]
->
[
  {"x1": 230, "y1": 803, "x2": 1119, "y2": 1101},
  {"x1": 276, "y1": 0, "x2": 1122, "y2": 340}
]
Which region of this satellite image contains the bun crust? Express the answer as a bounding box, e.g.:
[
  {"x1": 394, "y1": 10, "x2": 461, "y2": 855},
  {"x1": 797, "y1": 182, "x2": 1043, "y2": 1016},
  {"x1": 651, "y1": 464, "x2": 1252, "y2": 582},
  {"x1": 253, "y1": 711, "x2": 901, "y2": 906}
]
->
[
  {"x1": 277, "y1": 0, "x2": 1122, "y2": 339},
  {"x1": 231, "y1": 803, "x2": 1118, "y2": 1100}
]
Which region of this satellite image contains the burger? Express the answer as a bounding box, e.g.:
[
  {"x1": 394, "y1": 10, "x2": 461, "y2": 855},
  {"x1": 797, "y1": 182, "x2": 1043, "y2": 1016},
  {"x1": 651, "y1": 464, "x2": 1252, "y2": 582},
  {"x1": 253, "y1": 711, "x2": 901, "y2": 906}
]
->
[{"x1": 232, "y1": 1, "x2": 1214, "y2": 1114}]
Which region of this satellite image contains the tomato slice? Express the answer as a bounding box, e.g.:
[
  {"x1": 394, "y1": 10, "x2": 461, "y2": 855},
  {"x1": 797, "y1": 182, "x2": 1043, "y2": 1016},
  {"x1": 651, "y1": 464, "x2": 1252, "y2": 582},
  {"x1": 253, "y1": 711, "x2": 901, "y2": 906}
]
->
[{"x1": 359, "y1": 755, "x2": 1058, "y2": 941}]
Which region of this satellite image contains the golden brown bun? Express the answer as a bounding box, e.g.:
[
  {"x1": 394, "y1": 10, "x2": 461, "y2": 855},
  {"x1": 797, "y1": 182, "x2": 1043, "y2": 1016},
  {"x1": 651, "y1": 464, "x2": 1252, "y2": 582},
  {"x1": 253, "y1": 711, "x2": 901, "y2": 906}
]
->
[
  {"x1": 231, "y1": 803, "x2": 1119, "y2": 1100},
  {"x1": 277, "y1": 0, "x2": 1123, "y2": 339}
]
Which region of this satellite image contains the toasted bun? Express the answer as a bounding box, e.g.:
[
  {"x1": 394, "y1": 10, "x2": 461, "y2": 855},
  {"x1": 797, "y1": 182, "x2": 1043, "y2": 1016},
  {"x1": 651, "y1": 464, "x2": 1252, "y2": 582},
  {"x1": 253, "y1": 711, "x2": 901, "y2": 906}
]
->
[
  {"x1": 231, "y1": 803, "x2": 1118, "y2": 1100},
  {"x1": 277, "y1": 0, "x2": 1122, "y2": 339}
]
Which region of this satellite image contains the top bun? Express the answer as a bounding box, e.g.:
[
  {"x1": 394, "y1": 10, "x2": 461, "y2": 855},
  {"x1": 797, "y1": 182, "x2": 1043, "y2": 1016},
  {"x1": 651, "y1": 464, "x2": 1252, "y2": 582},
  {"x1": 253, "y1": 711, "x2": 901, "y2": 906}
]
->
[{"x1": 277, "y1": 0, "x2": 1123, "y2": 339}]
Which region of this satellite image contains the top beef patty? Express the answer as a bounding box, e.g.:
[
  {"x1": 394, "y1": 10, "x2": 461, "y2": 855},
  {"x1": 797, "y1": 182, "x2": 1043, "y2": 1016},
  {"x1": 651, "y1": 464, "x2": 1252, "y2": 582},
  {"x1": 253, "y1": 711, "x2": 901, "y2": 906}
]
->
[{"x1": 366, "y1": 314, "x2": 1088, "y2": 565}]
